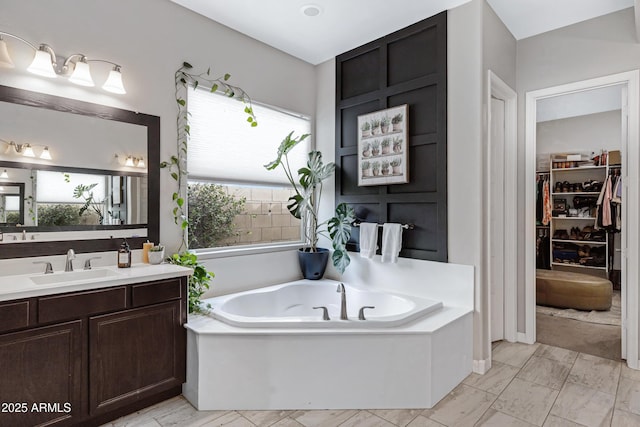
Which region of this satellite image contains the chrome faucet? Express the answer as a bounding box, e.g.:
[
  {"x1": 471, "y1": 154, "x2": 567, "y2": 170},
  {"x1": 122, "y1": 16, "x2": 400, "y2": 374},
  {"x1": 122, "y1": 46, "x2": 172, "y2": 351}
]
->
[
  {"x1": 65, "y1": 249, "x2": 76, "y2": 272},
  {"x1": 336, "y1": 283, "x2": 348, "y2": 320}
]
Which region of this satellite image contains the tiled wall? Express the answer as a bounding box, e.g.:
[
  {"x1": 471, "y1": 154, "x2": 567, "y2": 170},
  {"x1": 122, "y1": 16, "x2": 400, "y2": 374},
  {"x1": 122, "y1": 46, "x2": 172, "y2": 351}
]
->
[{"x1": 220, "y1": 184, "x2": 301, "y2": 245}]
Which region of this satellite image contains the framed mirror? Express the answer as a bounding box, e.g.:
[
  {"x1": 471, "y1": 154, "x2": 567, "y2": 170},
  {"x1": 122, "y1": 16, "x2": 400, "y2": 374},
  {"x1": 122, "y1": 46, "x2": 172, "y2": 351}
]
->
[
  {"x1": 0, "y1": 85, "x2": 160, "y2": 258},
  {"x1": 0, "y1": 182, "x2": 25, "y2": 226}
]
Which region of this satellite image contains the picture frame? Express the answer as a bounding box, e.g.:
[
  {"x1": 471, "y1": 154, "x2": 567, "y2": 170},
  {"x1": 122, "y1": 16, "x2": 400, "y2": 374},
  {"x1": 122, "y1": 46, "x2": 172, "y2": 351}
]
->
[{"x1": 357, "y1": 104, "x2": 409, "y2": 186}]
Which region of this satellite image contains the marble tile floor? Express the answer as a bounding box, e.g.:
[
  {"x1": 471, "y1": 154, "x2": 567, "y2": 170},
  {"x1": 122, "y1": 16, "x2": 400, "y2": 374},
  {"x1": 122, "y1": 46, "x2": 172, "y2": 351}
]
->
[{"x1": 103, "y1": 341, "x2": 640, "y2": 427}]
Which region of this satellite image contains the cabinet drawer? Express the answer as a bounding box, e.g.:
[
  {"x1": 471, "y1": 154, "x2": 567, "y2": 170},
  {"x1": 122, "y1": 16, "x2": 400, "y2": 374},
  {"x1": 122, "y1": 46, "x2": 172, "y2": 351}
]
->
[
  {"x1": 39, "y1": 287, "x2": 127, "y2": 323},
  {"x1": 0, "y1": 300, "x2": 31, "y2": 333},
  {"x1": 132, "y1": 278, "x2": 182, "y2": 307}
]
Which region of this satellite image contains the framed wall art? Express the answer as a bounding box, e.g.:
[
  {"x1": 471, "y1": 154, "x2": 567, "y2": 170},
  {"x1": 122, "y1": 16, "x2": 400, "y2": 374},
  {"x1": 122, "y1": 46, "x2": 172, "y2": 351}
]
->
[{"x1": 357, "y1": 104, "x2": 409, "y2": 186}]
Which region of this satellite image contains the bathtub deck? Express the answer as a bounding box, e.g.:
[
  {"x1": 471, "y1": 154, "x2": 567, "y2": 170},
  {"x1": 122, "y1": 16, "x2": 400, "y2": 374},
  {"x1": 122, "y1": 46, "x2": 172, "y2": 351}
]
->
[{"x1": 183, "y1": 305, "x2": 473, "y2": 410}]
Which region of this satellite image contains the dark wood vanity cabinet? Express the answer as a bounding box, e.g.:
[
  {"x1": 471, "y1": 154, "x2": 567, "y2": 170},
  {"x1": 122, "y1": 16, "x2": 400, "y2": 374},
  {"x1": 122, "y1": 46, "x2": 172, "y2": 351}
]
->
[{"x1": 0, "y1": 276, "x2": 188, "y2": 427}]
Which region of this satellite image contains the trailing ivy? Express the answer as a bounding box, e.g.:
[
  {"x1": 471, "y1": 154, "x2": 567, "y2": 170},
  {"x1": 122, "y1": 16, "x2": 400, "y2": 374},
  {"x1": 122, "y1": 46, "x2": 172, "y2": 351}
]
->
[{"x1": 162, "y1": 62, "x2": 257, "y2": 313}]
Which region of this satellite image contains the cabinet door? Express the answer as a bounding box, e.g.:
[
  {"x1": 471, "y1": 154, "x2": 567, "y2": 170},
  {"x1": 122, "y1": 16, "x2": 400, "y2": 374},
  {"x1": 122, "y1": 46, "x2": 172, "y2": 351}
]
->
[
  {"x1": 0, "y1": 321, "x2": 83, "y2": 427},
  {"x1": 89, "y1": 301, "x2": 185, "y2": 416}
]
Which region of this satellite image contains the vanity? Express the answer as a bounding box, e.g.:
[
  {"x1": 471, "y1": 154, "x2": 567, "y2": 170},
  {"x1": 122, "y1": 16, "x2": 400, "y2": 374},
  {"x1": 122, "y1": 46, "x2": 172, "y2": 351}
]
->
[
  {"x1": 0, "y1": 264, "x2": 191, "y2": 426},
  {"x1": 0, "y1": 84, "x2": 187, "y2": 426}
]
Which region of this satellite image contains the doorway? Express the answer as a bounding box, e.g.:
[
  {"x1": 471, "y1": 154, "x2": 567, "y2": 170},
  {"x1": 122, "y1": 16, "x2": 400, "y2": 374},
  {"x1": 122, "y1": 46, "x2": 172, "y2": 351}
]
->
[
  {"x1": 487, "y1": 71, "x2": 517, "y2": 349},
  {"x1": 524, "y1": 71, "x2": 640, "y2": 367}
]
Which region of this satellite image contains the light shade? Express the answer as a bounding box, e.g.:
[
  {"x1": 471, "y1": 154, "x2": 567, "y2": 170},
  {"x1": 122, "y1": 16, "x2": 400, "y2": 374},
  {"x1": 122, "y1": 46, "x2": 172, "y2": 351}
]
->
[
  {"x1": 0, "y1": 39, "x2": 14, "y2": 68},
  {"x1": 22, "y1": 144, "x2": 35, "y2": 157},
  {"x1": 27, "y1": 48, "x2": 57, "y2": 78},
  {"x1": 40, "y1": 146, "x2": 52, "y2": 160},
  {"x1": 136, "y1": 157, "x2": 145, "y2": 168},
  {"x1": 102, "y1": 66, "x2": 126, "y2": 94},
  {"x1": 124, "y1": 156, "x2": 134, "y2": 167},
  {"x1": 0, "y1": 169, "x2": 8, "y2": 179},
  {"x1": 68, "y1": 59, "x2": 94, "y2": 87}
]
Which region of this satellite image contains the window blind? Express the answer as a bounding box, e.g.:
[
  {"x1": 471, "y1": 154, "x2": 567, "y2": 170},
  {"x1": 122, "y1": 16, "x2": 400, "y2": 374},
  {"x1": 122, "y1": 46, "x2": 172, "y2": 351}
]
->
[{"x1": 187, "y1": 89, "x2": 311, "y2": 185}]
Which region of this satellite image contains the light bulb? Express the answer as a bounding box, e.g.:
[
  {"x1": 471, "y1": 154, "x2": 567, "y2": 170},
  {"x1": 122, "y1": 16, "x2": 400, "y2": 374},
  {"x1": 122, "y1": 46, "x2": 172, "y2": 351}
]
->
[
  {"x1": 68, "y1": 59, "x2": 94, "y2": 87},
  {"x1": 102, "y1": 66, "x2": 126, "y2": 94},
  {"x1": 27, "y1": 48, "x2": 57, "y2": 78}
]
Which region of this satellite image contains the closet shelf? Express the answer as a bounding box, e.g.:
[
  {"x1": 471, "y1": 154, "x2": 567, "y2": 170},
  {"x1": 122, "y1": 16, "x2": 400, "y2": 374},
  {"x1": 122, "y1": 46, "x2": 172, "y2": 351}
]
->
[
  {"x1": 551, "y1": 192, "x2": 600, "y2": 196},
  {"x1": 552, "y1": 165, "x2": 606, "y2": 172},
  {"x1": 552, "y1": 216, "x2": 597, "y2": 220},
  {"x1": 551, "y1": 239, "x2": 606, "y2": 245},
  {"x1": 551, "y1": 261, "x2": 606, "y2": 270}
]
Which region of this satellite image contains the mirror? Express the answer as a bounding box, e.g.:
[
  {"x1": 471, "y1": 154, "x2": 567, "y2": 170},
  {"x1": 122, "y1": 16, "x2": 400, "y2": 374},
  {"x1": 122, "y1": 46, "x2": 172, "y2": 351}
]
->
[
  {"x1": 0, "y1": 85, "x2": 159, "y2": 258},
  {"x1": 0, "y1": 182, "x2": 24, "y2": 226}
]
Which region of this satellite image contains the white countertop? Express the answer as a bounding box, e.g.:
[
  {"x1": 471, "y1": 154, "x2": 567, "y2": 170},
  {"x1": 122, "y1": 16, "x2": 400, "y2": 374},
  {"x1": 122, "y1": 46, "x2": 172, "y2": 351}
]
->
[{"x1": 0, "y1": 263, "x2": 193, "y2": 302}]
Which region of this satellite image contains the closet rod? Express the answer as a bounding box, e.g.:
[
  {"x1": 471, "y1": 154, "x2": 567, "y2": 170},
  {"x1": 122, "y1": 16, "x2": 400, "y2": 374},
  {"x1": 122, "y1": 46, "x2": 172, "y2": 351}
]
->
[{"x1": 352, "y1": 221, "x2": 414, "y2": 230}]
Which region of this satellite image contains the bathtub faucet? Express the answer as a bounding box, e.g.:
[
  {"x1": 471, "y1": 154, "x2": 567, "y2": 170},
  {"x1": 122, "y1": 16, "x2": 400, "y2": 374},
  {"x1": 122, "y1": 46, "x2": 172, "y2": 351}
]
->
[{"x1": 336, "y1": 283, "x2": 348, "y2": 320}]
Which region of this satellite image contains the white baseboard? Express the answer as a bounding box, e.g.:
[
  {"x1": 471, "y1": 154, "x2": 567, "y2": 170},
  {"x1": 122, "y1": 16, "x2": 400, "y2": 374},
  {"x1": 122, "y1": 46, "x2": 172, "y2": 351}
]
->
[
  {"x1": 473, "y1": 358, "x2": 492, "y2": 374},
  {"x1": 517, "y1": 332, "x2": 534, "y2": 344}
]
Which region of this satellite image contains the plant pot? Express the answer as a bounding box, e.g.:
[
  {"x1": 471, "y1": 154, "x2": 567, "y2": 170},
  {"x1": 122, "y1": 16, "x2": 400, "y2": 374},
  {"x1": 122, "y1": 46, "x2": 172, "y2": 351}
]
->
[
  {"x1": 298, "y1": 247, "x2": 329, "y2": 280},
  {"x1": 148, "y1": 250, "x2": 165, "y2": 265}
]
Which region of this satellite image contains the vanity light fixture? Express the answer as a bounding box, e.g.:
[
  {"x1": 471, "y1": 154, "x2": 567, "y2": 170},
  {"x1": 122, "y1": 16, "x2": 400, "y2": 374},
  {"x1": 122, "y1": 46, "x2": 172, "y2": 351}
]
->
[
  {"x1": 124, "y1": 156, "x2": 135, "y2": 167},
  {"x1": 1, "y1": 138, "x2": 53, "y2": 160},
  {"x1": 115, "y1": 154, "x2": 145, "y2": 168},
  {"x1": 0, "y1": 170, "x2": 8, "y2": 179},
  {"x1": 0, "y1": 31, "x2": 127, "y2": 94}
]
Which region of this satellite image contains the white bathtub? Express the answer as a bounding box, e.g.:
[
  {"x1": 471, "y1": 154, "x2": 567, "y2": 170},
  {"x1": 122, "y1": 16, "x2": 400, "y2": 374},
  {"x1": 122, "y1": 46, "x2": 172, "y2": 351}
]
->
[{"x1": 209, "y1": 280, "x2": 442, "y2": 328}]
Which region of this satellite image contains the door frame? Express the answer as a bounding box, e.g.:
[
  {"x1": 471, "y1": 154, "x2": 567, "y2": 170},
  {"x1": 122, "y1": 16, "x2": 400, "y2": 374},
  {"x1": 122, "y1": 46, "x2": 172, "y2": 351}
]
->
[
  {"x1": 524, "y1": 70, "x2": 639, "y2": 367},
  {"x1": 487, "y1": 71, "x2": 518, "y2": 347}
]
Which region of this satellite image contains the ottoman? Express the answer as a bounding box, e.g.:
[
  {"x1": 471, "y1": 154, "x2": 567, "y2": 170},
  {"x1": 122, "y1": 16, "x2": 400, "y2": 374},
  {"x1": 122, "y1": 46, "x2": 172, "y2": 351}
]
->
[{"x1": 536, "y1": 269, "x2": 612, "y2": 311}]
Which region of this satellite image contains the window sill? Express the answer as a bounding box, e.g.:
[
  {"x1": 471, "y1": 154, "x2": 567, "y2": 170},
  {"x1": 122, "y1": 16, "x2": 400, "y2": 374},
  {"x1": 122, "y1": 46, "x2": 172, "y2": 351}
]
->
[{"x1": 193, "y1": 242, "x2": 303, "y2": 260}]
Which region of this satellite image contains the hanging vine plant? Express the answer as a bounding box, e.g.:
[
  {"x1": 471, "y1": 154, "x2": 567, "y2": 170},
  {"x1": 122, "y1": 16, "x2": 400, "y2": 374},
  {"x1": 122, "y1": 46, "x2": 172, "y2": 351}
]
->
[{"x1": 161, "y1": 62, "x2": 257, "y2": 313}]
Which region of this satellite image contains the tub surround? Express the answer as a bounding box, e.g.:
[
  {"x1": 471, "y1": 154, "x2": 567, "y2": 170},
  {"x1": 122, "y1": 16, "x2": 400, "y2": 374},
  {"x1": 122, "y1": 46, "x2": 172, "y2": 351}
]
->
[{"x1": 184, "y1": 259, "x2": 474, "y2": 410}]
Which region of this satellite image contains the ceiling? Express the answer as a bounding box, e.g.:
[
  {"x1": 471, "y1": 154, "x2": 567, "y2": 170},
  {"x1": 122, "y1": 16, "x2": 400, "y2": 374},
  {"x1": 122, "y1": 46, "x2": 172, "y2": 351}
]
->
[{"x1": 170, "y1": 0, "x2": 635, "y2": 65}]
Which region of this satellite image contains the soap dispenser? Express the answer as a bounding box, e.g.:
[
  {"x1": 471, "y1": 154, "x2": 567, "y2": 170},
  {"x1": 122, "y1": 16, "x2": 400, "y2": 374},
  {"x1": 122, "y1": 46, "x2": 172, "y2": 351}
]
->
[{"x1": 118, "y1": 239, "x2": 131, "y2": 268}]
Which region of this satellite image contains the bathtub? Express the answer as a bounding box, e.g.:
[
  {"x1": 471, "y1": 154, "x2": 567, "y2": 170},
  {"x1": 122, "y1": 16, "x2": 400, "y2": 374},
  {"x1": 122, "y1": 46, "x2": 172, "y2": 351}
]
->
[
  {"x1": 209, "y1": 280, "x2": 443, "y2": 328},
  {"x1": 184, "y1": 278, "x2": 473, "y2": 410}
]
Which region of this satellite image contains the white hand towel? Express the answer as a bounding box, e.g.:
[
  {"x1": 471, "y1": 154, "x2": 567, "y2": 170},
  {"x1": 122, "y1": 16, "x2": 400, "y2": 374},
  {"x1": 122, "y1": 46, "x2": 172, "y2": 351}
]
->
[
  {"x1": 359, "y1": 223, "x2": 378, "y2": 259},
  {"x1": 381, "y1": 223, "x2": 403, "y2": 263}
]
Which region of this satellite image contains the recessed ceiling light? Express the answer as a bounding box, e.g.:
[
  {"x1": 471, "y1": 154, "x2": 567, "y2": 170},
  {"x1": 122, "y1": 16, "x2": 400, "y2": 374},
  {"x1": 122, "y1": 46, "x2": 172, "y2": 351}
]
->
[{"x1": 301, "y1": 4, "x2": 322, "y2": 17}]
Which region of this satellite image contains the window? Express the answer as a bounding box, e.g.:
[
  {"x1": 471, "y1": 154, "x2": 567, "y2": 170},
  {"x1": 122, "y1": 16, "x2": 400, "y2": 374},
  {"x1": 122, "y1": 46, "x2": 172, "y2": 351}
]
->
[{"x1": 187, "y1": 89, "x2": 312, "y2": 250}]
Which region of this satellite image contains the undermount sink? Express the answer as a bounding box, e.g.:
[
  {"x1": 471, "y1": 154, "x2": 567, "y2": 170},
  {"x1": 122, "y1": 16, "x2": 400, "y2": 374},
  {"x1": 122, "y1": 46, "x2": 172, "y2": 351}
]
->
[{"x1": 30, "y1": 268, "x2": 122, "y2": 285}]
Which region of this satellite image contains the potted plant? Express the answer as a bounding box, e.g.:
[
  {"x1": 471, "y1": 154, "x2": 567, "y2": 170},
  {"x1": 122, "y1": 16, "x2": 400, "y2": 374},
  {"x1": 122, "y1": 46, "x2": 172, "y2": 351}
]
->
[
  {"x1": 381, "y1": 159, "x2": 390, "y2": 175},
  {"x1": 390, "y1": 157, "x2": 402, "y2": 175},
  {"x1": 265, "y1": 132, "x2": 355, "y2": 278},
  {"x1": 371, "y1": 140, "x2": 381, "y2": 156},
  {"x1": 361, "y1": 160, "x2": 371, "y2": 178},
  {"x1": 148, "y1": 244, "x2": 165, "y2": 265},
  {"x1": 381, "y1": 138, "x2": 391, "y2": 155},
  {"x1": 371, "y1": 118, "x2": 381, "y2": 135},
  {"x1": 392, "y1": 137, "x2": 403, "y2": 153},
  {"x1": 361, "y1": 121, "x2": 371, "y2": 138},
  {"x1": 362, "y1": 141, "x2": 371, "y2": 157},
  {"x1": 392, "y1": 113, "x2": 404, "y2": 131},
  {"x1": 372, "y1": 160, "x2": 381, "y2": 176},
  {"x1": 380, "y1": 116, "x2": 391, "y2": 133}
]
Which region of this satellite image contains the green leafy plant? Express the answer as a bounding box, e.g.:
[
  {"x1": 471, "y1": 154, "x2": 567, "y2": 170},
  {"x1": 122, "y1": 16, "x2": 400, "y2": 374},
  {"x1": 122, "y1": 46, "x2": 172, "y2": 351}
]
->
[
  {"x1": 37, "y1": 204, "x2": 81, "y2": 226},
  {"x1": 161, "y1": 62, "x2": 257, "y2": 313},
  {"x1": 73, "y1": 183, "x2": 105, "y2": 224},
  {"x1": 149, "y1": 244, "x2": 165, "y2": 252},
  {"x1": 361, "y1": 122, "x2": 371, "y2": 131},
  {"x1": 161, "y1": 62, "x2": 257, "y2": 252},
  {"x1": 168, "y1": 251, "x2": 215, "y2": 314},
  {"x1": 380, "y1": 116, "x2": 391, "y2": 127},
  {"x1": 187, "y1": 183, "x2": 245, "y2": 249},
  {"x1": 392, "y1": 113, "x2": 404, "y2": 124},
  {"x1": 265, "y1": 132, "x2": 355, "y2": 274}
]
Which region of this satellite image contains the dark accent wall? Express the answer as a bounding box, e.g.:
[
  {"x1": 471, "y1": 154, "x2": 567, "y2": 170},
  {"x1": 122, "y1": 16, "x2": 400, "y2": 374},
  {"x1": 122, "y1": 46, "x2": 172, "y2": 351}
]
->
[{"x1": 335, "y1": 11, "x2": 448, "y2": 262}]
